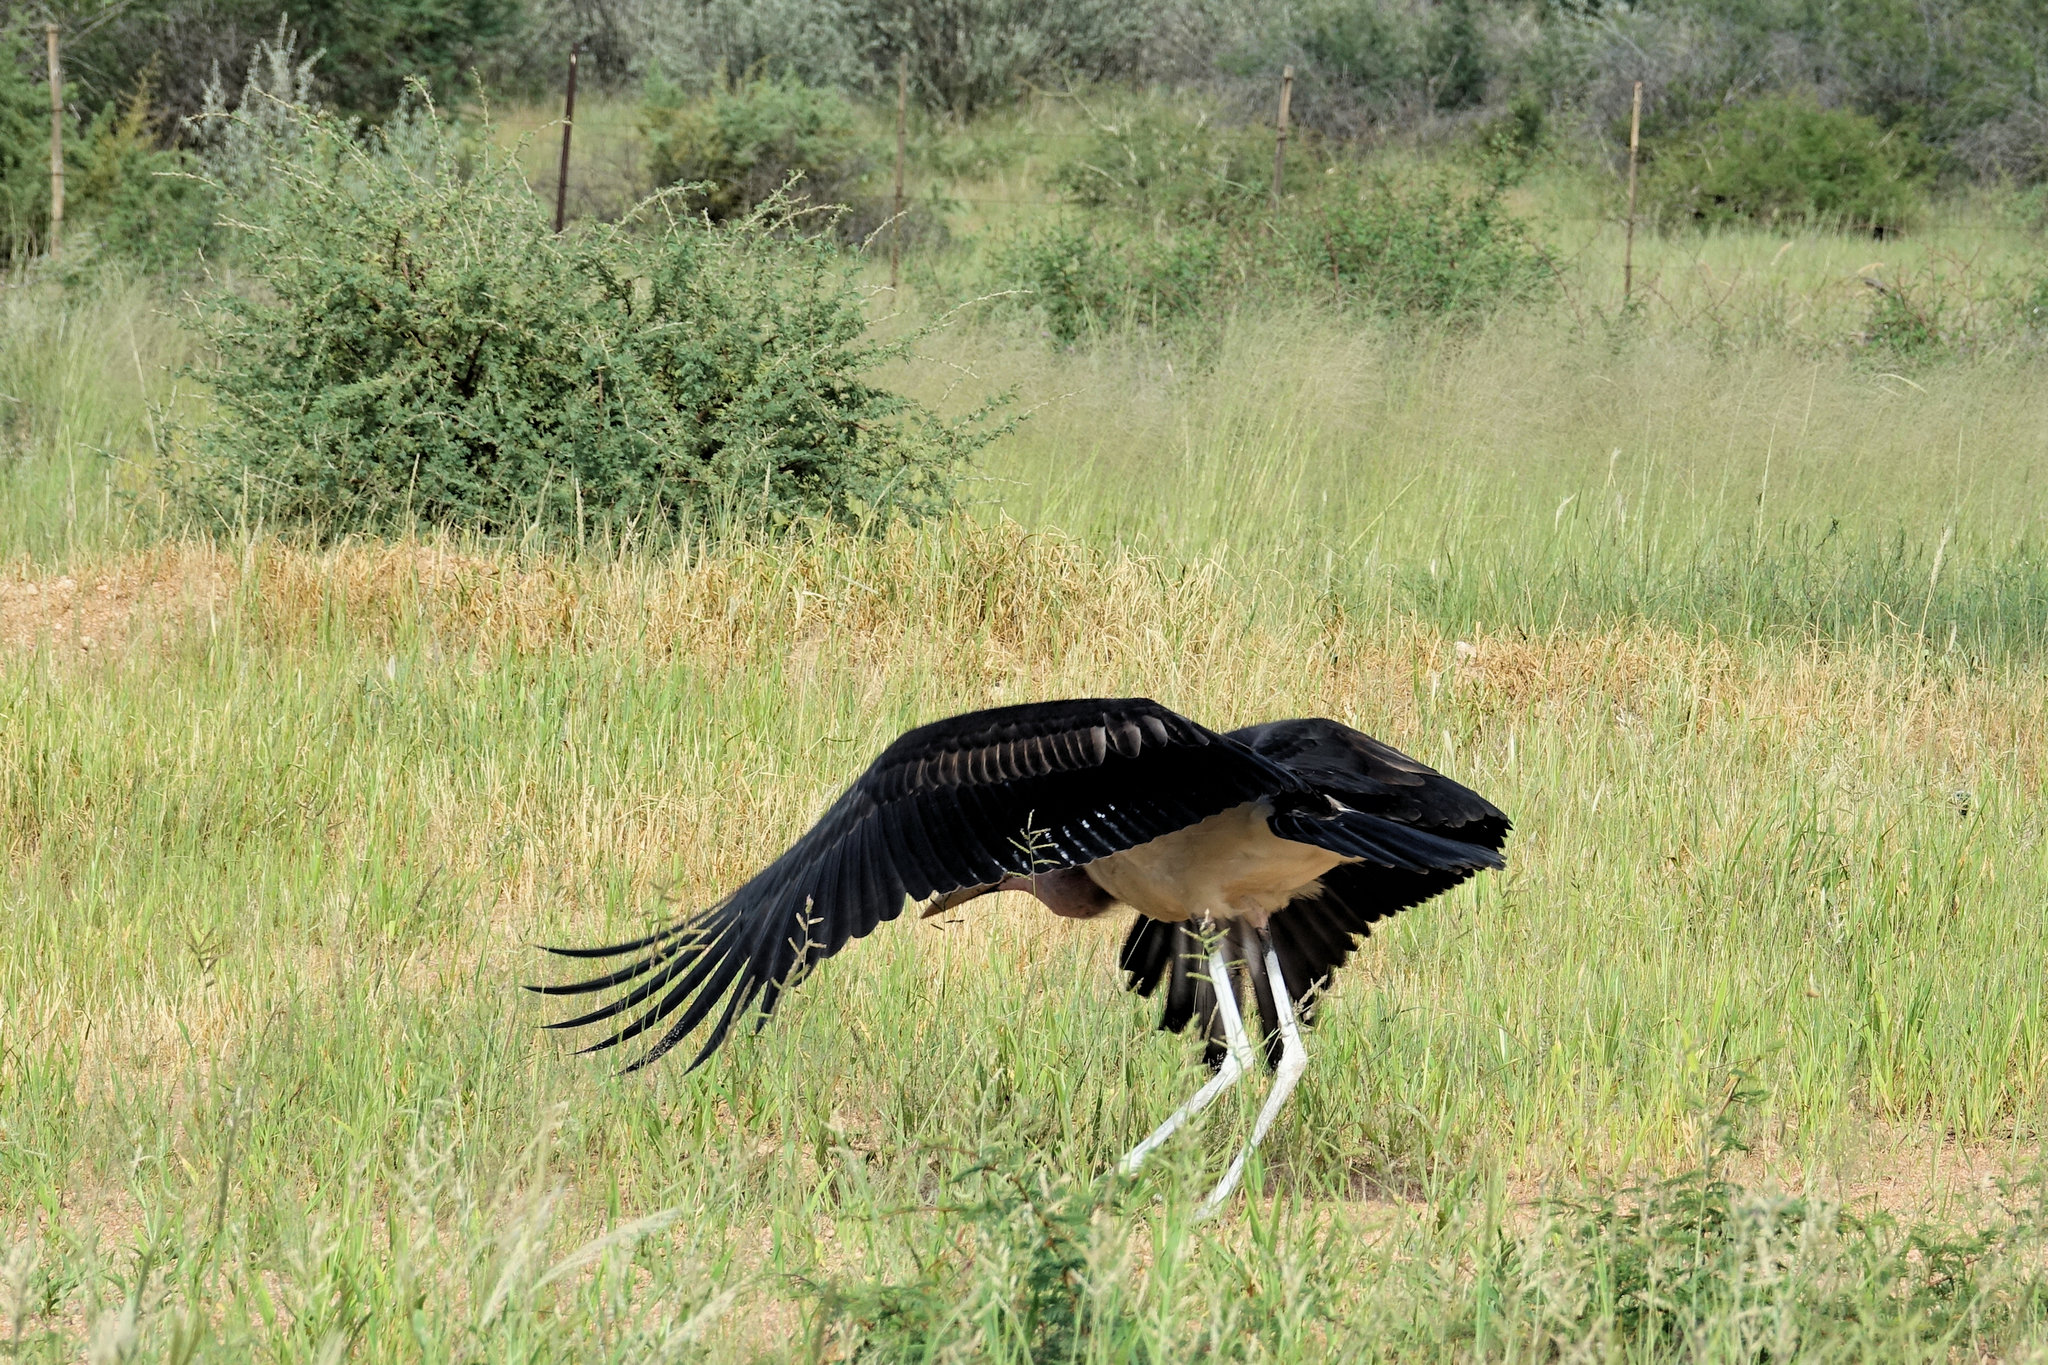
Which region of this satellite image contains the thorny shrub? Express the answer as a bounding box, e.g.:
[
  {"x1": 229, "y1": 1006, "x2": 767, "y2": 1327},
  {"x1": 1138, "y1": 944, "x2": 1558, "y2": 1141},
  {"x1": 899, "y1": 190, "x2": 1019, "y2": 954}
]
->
[
  {"x1": 1296, "y1": 162, "x2": 1555, "y2": 321},
  {"x1": 1049, "y1": 101, "x2": 1309, "y2": 226},
  {"x1": 640, "y1": 71, "x2": 873, "y2": 225},
  {"x1": 168, "y1": 93, "x2": 1006, "y2": 540}
]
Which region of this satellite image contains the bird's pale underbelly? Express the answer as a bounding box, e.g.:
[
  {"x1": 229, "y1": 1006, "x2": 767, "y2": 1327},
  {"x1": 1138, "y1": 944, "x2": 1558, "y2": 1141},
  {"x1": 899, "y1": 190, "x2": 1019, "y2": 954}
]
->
[{"x1": 1083, "y1": 801, "x2": 1349, "y2": 927}]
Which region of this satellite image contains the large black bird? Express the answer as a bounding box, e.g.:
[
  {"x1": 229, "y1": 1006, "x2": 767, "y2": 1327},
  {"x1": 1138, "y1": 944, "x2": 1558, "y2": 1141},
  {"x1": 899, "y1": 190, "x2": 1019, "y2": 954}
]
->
[{"x1": 535, "y1": 697, "x2": 1509, "y2": 1214}]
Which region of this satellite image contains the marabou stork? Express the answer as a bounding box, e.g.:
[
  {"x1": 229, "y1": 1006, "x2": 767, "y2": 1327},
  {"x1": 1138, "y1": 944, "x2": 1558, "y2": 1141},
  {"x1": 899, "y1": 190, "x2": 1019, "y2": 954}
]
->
[{"x1": 534, "y1": 697, "x2": 1509, "y2": 1215}]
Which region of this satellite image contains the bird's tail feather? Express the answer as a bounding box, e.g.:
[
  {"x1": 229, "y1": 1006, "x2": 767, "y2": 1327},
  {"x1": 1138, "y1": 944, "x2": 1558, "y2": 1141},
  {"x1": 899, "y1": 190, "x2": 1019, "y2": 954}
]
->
[{"x1": 1120, "y1": 899, "x2": 1385, "y2": 1071}]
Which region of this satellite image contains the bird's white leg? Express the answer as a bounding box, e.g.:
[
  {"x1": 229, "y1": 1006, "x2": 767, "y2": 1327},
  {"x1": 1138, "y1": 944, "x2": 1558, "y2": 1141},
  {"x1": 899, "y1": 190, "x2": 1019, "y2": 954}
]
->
[
  {"x1": 1195, "y1": 936, "x2": 1308, "y2": 1219},
  {"x1": 1118, "y1": 938, "x2": 1257, "y2": 1175}
]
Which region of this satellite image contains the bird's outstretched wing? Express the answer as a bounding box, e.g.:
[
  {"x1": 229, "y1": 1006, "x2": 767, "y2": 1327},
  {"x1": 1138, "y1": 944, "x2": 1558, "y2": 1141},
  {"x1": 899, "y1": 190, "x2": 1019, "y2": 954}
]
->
[
  {"x1": 1122, "y1": 717, "x2": 1511, "y2": 1067},
  {"x1": 532, "y1": 698, "x2": 1301, "y2": 1071}
]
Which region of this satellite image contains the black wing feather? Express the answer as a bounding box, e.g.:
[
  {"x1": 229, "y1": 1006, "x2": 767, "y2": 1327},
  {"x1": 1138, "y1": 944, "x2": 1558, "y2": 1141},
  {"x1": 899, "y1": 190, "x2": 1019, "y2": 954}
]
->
[{"x1": 537, "y1": 698, "x2": 1299, "y2": 1070}]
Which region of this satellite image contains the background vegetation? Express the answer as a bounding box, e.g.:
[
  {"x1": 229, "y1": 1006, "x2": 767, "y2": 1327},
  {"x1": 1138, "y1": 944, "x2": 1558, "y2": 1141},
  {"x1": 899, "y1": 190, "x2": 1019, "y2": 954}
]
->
[
  {"x1": 172, "y1": 98, "x2": 996, "y2": 538},
  {"x1": 2, "y1": 0, "x2": 2047, "y2": 1359}
]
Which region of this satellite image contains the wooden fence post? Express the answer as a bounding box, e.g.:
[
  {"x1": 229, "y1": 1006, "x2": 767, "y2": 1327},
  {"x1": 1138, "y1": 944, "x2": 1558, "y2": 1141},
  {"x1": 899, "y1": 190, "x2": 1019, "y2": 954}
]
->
[
  {"x1": 1271, "y1": 66, "x2": 1294, "y2": 208},
  {"x1": 554, "y1": 44, "x2": 578, "y2": 234},
  {"x1": 1624, "y1": 80, "x2": 1642, "y2": 305},
  {"x1": 891, "y1": 53, "x2": 908, "y2": 291},
  {"x1": 46, "y1": 23, "x2": 64, "y2": 259}
]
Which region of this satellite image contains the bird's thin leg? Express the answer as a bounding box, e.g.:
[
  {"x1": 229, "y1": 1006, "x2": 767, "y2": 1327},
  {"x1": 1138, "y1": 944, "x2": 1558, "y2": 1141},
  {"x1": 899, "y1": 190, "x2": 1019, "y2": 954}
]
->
[
  {"x1": 1118, "y1": 936, "x2": 1256, "y2": 1176},
  {"x1": 1195, "y1": 934, "x2": 1308, "y2": 1219}
]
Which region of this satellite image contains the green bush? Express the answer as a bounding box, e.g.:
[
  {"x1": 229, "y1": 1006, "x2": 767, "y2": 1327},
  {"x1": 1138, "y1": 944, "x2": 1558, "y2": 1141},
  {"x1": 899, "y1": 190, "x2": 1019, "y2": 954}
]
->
[
  {"x1": 1010, "y1": 100, "x2": 1551, "y2": 344},
  {"x1": 990, "y1": 221, "x2": 1225, "y2": 344},
  {"x1": 1853, "y1": 259, "x2": 2048, "y2": 362},
  {"x1": 0, "y1": 34, "x2": 50, "y2": 262},
  {"x1": 62, "y1": 0, "x2": 524, "y2": 123},
  {"x1": 995, "y1": 155, "x2": 1554, "y2": 346},
  {"x1": 640, "y1": 73, "x2": 874, "y2": 226},
  {"x1": 857, "y1": 0, "x2": 1149, "y2": 121},
  {"x1": 1300, "y1": 0, "x2": 1421, "y2": 109},
  {"x1": 1302, "y1": 165, "x2": 1555, "y2": 320},
  {"x1": 1643, "y1": 94, "x2": 1930, "y2": 233},
  {"x1": 1861, "y1": 276, "x2": 1949, "y2": 360},
  {"x1": 1425, "y1": 0, "x2": 1490, "y2": 111},
  {"x1": 170, "y1": 99, "x2": 1002, "y2": 539},
  {"x1": 70, "y1": 78, "x2": 218, "y2": 273},
  {"x1": 0, "y1": 48, "x2": 215, "y2": 271},
  {"x1": 1049, "y1": 104, "x2": 1293, "y2": 225}
]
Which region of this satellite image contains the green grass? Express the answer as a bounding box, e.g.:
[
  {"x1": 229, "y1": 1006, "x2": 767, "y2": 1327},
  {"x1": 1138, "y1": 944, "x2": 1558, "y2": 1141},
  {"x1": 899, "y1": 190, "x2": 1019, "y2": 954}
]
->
[
  {"x1": 7, "y1": 524, "x2": 2048, "y2": 1359},
  {"x1": 5, "y1": 112, "x2": 2048, "y2": 1358},
  {"x1": 0, "y1": 276, "x2": 188, "y2": 564}
]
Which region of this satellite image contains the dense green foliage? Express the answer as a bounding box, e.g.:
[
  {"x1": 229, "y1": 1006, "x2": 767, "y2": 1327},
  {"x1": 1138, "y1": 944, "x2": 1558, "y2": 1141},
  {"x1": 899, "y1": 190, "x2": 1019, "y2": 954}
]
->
[
  {"x1": 1300, "y1": 165, "x2": 1554, "y2": 319},
  {"x1": 862, "y1": 0, "x2": 1149, "y2": 120},
  {"x1": 640, "y1": 72, "x2": 873, "y2": 224},
  {"x1": 1645, "y1": 94, "x2": 1930, "y2": 232},
  {"x1": 41, "y1": 0, "x2": 520, "y2": 123},
  {"x1": 996, "y1": 129, "x2": 1551, "y2": 345},
  {"x1": 0, "y1": 33, "x2": 49, "y2": 261},
  {"x1": 0, "y1": 44, "x2": 214, "y2": 269},
  {"x1": 172, "y1": 105, "x2": 999, "y2": 538},
  {"x1": 992, "y1": 221, "x2": 1225, "y2": 343},
  {"x1": 66, "y1": 79, "x2": 218, "y2": 270},
  {"x1": 1048, "y1": 104, "x2": 1281, "y2": 224},
  {"x1": 19, "y1": 0, "x2": 2048, "y2": 195},
  {"x1": 652, "y1": 0, "x2": 1150, "y2": 121}
]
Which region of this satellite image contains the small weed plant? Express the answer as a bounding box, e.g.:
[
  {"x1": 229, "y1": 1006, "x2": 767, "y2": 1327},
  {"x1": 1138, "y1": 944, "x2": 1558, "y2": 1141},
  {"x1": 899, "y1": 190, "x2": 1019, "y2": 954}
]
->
[
  {"x1": 1509, "y1": 1086, "x2": 2048, "y2": 1356},
  {"x1": 818, "y1": 1156, "x2": 1142, "y2": 1362}
]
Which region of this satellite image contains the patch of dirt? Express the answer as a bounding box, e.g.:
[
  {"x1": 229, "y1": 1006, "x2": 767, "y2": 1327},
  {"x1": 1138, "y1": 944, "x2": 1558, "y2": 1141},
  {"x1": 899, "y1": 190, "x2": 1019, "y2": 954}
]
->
[
  {"x1": 0, "y1": 547, "x2": 233, "y2": 656},
  {"x1": 1498, "y1": 1122, "x2": 2040, "y2": 1231},
  {"x1": 1791, "y1": 1122, "x2": 2040, "y2": 1225}
]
